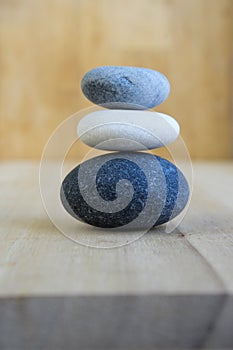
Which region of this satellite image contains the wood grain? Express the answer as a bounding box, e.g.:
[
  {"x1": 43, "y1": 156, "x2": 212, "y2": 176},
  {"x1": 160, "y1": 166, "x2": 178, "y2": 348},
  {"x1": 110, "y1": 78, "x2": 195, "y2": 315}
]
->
[{"x1": 0, "y1": 0, "x2": 232, "y2": 160}]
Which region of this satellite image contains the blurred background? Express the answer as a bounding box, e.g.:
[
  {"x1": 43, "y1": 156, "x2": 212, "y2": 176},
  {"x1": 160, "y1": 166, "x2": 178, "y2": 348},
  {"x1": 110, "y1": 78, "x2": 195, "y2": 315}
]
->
[{"x1": 0, "y1": 0, "x2": 232, "y2": 160}]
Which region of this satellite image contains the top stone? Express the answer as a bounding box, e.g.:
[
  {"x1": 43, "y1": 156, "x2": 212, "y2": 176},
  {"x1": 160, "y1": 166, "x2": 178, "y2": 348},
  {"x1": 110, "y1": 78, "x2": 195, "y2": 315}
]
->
[{"x1": 81, "y1": 66, "x2": 170, "y2": 110}]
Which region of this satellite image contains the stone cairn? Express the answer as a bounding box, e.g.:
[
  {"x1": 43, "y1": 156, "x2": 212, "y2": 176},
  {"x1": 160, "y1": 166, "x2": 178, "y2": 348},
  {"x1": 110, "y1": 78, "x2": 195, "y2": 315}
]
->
[{"x1": 60, "y1": 66, "x2": 189, "y2": 230}]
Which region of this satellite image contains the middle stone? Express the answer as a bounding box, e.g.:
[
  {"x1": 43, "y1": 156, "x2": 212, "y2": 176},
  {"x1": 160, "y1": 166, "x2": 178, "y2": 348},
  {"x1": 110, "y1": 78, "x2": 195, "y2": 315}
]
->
[{"x1": 77, "y1": 110, "x2": 180, "y2": 151}]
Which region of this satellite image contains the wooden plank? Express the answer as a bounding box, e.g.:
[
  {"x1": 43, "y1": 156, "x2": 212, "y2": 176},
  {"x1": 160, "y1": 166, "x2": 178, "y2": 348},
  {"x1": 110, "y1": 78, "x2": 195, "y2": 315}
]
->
[
  {"x1": 0, "y1": 0, "x2": 233, "y2": 160},
  {"x1": 0, "y1": 163, "x2": 233, "y2": 295},
  {"x1": 0, "y1": 161, "x2": 233, "y2": 349},
  {"x1": 0, "y1": 161, "x2": 227, "y2": 296}
]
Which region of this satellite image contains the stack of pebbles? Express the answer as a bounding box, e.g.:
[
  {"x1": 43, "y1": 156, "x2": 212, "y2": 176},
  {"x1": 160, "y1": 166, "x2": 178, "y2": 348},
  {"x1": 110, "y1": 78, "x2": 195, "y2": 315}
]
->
[{"x1": 61, "y1": 66, "x2": 189, "y2": 230}]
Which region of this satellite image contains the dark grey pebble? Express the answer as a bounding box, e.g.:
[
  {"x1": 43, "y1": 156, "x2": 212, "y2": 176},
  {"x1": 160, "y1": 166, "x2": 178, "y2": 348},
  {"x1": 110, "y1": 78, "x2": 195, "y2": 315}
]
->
[
  {"x1": 81, "y1": 66, "x2": 170, "y2": 109},
  {"x1": 60, "y1": 152, "x2": 189, "y2": 230}
]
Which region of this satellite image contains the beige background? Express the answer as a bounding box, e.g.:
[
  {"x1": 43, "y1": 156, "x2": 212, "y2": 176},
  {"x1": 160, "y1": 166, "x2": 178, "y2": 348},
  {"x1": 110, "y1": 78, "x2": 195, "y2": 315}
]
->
[{"x1": 0, "y1": 0, "x2": 232, "y2": 160}]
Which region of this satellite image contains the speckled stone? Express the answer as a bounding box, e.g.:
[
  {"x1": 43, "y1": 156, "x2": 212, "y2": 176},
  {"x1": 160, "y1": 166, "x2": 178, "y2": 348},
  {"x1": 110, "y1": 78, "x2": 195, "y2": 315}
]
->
[
  {"x1": 77, "y1": 110, "x2": 179, "y2": 151},
  {"x1": 60, "y1": 152, "x2": 189, "y2": 229},
  {"x1": 81, "y1": 66, "x2": 170, "y2": 109}
]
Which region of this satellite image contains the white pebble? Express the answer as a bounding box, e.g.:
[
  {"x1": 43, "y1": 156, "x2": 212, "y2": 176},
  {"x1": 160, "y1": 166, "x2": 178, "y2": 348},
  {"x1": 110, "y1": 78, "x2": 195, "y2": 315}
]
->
[{"x1": 77, "y1": 110, "x2": 180, "y2": 151}]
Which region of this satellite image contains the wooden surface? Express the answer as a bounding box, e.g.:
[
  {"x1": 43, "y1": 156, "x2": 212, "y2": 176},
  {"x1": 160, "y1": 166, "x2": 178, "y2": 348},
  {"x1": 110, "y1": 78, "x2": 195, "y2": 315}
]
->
[
  {"x1": 0, "y1": 0, "x2": 233, "y2": 160},
  {"x1": 0, "y1": 161, "x2": 233, "y2": 349}
]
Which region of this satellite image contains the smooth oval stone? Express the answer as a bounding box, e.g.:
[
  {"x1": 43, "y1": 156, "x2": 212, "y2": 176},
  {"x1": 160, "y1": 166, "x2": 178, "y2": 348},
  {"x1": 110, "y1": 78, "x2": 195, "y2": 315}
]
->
[
  {"x1": 77, "y1": 110, "x2": 179, "y2": 151},
  {"x1": 60, "y1": 152, "x2": 189, "y2": 229},
  {"x1": 81, "y1": 66, "x2": 170, "y2": 109}
]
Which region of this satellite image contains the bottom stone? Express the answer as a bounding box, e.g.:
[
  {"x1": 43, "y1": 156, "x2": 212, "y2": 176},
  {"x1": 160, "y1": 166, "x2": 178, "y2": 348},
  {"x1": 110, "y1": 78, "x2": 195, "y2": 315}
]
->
[{"x1": 60, "y1": 152, "x2": 189, "y2": 229}]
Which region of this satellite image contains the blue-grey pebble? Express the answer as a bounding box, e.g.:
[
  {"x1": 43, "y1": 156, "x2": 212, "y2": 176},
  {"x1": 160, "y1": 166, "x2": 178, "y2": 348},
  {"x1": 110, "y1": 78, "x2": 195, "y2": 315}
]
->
[
  {"x1": 81, "y1": 66, "x2": 170, "y2": 109},
  {"x1": 60, "y1": 152, "x2": 189, "y2": 229}
]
